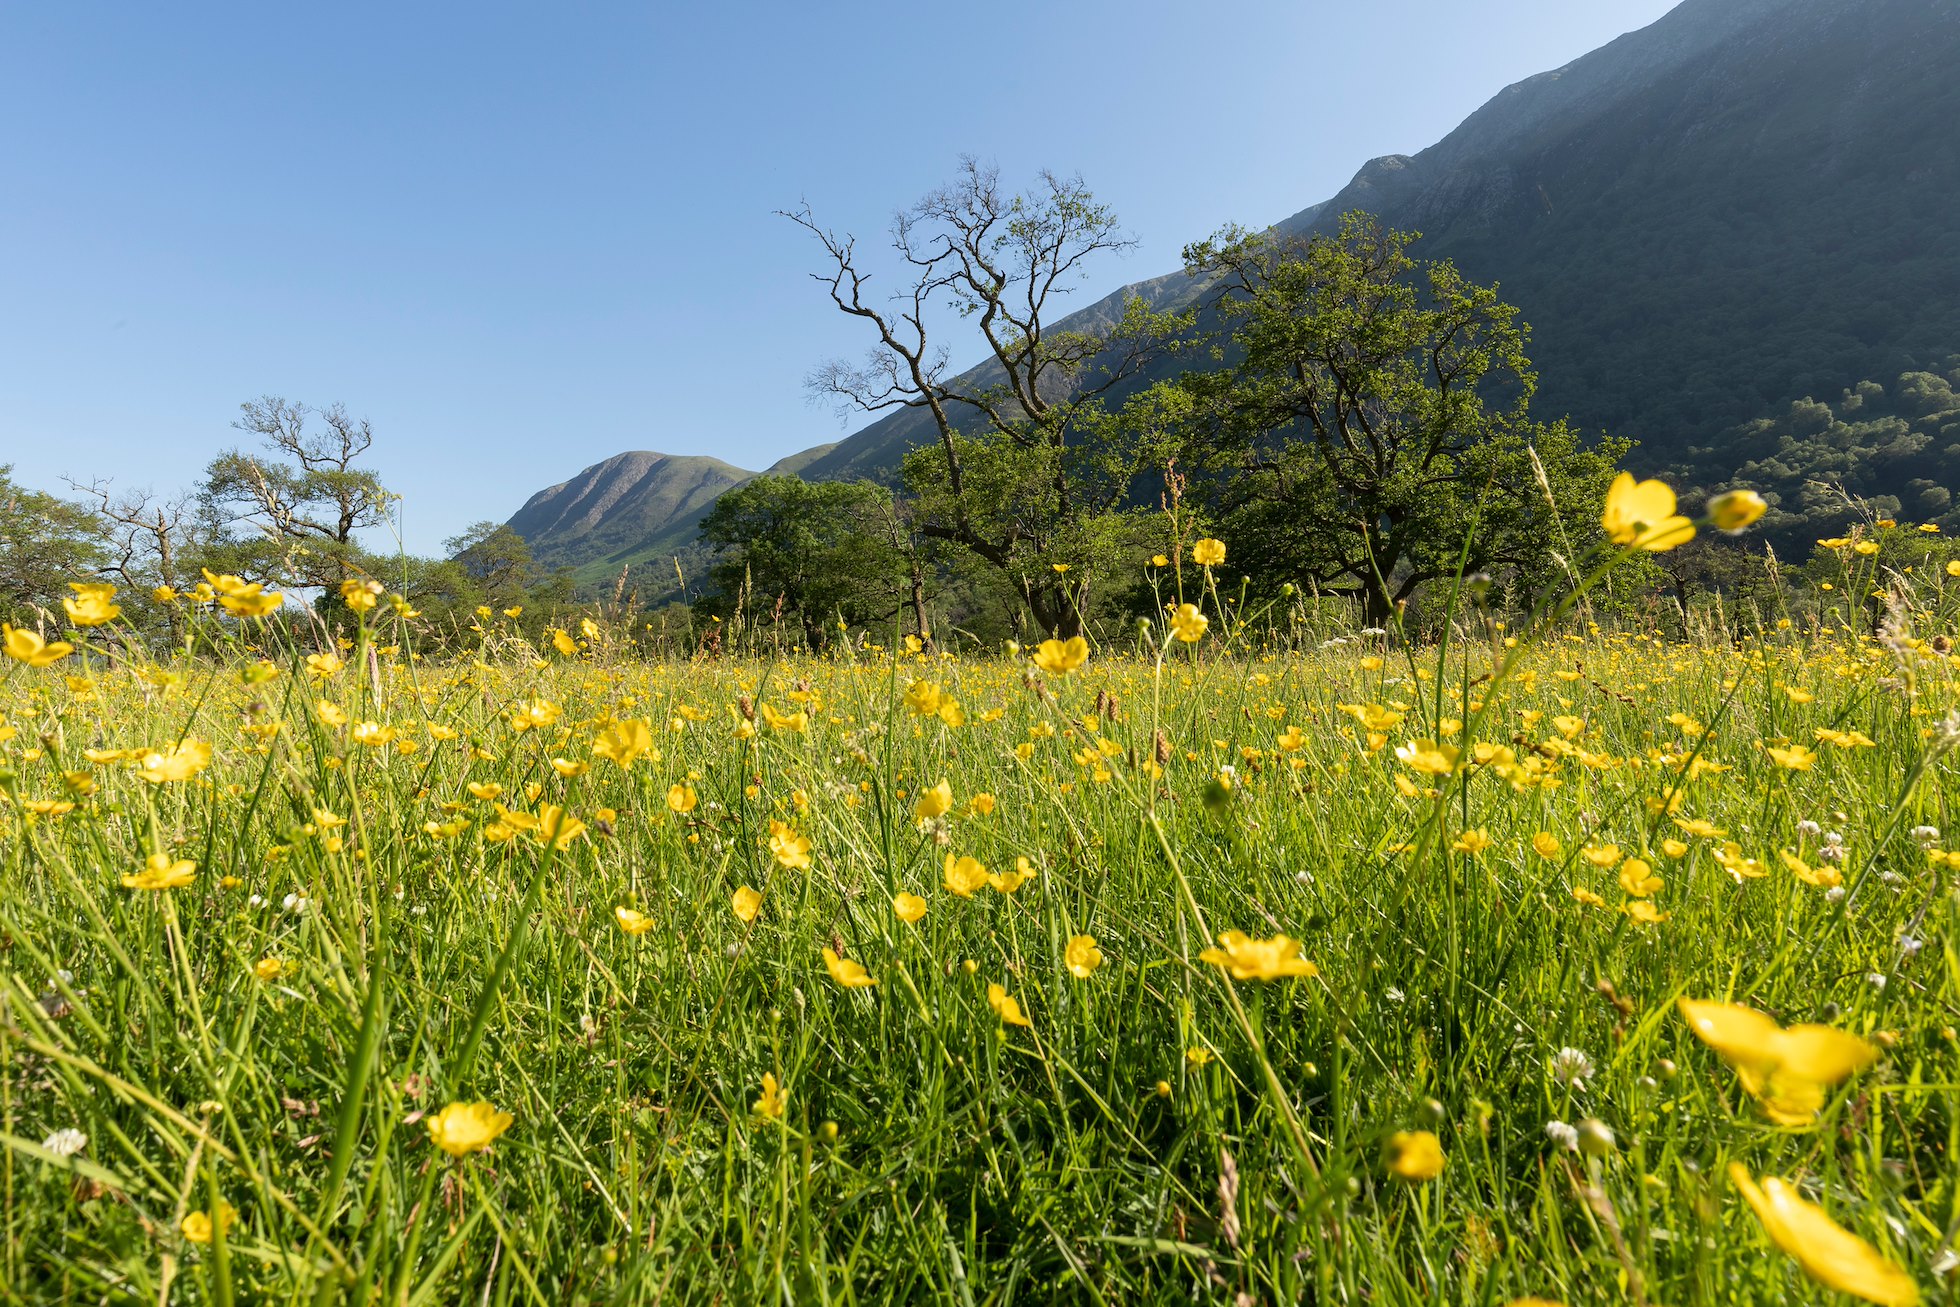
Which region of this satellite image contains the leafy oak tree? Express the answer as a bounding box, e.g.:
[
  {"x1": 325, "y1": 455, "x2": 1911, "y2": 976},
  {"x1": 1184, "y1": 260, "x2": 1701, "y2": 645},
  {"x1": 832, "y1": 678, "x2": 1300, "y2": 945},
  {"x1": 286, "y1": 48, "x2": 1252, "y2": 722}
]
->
[
  {"x1": 1182, "y1": 215, "x2": 1628, "y2": 622},
  {"x1": 696, "y1": 476, "x2": 907, "y2": 650},
  {"x1": 789, "y1": 159, "x2": 1193, "y2": 638}
]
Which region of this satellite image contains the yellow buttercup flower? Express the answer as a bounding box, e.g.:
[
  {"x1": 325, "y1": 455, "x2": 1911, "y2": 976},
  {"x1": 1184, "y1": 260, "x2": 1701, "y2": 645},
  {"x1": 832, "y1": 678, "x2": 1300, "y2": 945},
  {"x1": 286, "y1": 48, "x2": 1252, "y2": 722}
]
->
[
  {"x1": 137, "y1": 737, "x2": 213, "y2": 783},
  {"x1": 752, "y1": 1073, "x2": 786, "y2": 1120},
  {"x1": 769, "y1": 820, "x2": 812, "y2": 870},
  {"x1": 1394, "y1": 738, "x2": 1459, "y2": 777},
  {"x1": 1779, "y1": 848, "x2": 1842, "y2": 889},
  {"x1": 252, "y1": 957, "x2": 285, "y2": 981},
  {"x1": 1707, "y1": 489, "x2": 1768, "y2": 532},
  {"x1": 1728, "y1": 1163, "x2": 1918, "y2": 1305},
  {"x1": 592, "y1": 718, "x2": 655, "y2": 769},
  {"x1": 218, "y1": 583, "x2": 285, "y2": 618},
  {"x1": 913, "y1": 779, "x2": 953, "y2": 821},
  {"x1": 340, "y1": 577, "x2": 383, "y2": 612},
  {"x1": 987, "y1": 982, "x2": 1031, "y2": 1027},
  {"x1": 180, "y1": 1200, "x2": 238, "y2": 1244},
  {"x1": 732, "y1": 885, "x2": 762, "y2": 924},
  {"x1": 892, "y1": 892, "x2": 927, "y2": 924},
  {"x1": 667, "y1": 782, "x2": 698, "y2": 814},
  {"x1": 1192, "y1": 538, "x2": 1226, "y2": 566},
  {"x1": 122, "y1": 852, "x2": 196, "y2": 890},
  {"x1": 1197, "y1": 931, "x2": 1319, "y2": 982},
  {"x1": 1065, "y1": 934, "x2": 1103, "y2": 979},
  {"x1": 1030, "y1": 636, "x2": 1089, "y2": 675},
  {"x1": 1602, "y1": 473, "x2": 1694, "y2": 550},
  {"x1": 550, "y1": 756, "x2": 590, "y2": 778},
  {"x1": 534, "y1": 805, "x2": 586, "y2": 851},
  {"x1": 1531, "y1": 832, "x2": 1561, "y2": 859},
  {"x1": 1168, "y1": 603, "x2": 1209, "y2": 643},
  {"x1": 821, "y1": 947, "x2": 877, "y2": 988},
  {"x1": 943, "y1": 853, "x2": 990, "y2": 898},
  {"x1": 988, "y1": 857, "x2": 1036, "y2": 894},
  {"x1": 615, "y1": 906, "x2": 655, "y2": 936},
  {"x1": 1678, "y1": 999, "x2": 1876, "y2": 1125},
  {"x1": 62, "y1": 581, "x2": 121, "y2": 626},
  {"x1": 426, "y1": 1101, "x2": 513, "y2": 1157},
  {"x1": 1767, "y1": 744, "x2": 1817, "y2": 771},
  {"x1": 3, "y1": 625, "x2": 73, "y2": 667},
  {"x1": 1618, "y1": 857, "x2": 1663, "y2": 896},
  {"x1": 1384, "y1": 1130, "x2": 1444, "y2": 1182}
]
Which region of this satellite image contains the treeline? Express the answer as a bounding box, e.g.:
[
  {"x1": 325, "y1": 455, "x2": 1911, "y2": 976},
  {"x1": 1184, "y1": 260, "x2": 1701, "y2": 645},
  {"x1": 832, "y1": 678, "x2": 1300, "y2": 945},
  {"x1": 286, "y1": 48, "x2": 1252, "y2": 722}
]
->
[
  {"x1": 0, "y1": 397, "x2": 580, "y2": 649},
  {"x1": 692, "y1": 162, "x2": 1960, "y2": 652}
]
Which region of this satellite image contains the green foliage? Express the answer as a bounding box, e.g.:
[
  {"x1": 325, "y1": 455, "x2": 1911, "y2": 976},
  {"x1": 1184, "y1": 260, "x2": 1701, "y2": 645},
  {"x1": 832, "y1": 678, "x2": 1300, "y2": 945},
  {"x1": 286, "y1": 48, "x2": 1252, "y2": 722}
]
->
[
  {"x1": 795, "y1": 160, "x2": 1194, "y2": 639},
  {"x1": 200, "y1": 397, "x2": 395, "y2": 589},
  {"x1": 1692, "y1": 359, "x2": 1960, "y2": 552},
  {"x1": 1181, "y1": 215, "x2": 1626, "y2": 623},
  {"x1": 696, "y1": 476, "x2": 907, "y2": 649},
  {"x1": 0, "y1": 466, "x2": 106, "y2": 626}
]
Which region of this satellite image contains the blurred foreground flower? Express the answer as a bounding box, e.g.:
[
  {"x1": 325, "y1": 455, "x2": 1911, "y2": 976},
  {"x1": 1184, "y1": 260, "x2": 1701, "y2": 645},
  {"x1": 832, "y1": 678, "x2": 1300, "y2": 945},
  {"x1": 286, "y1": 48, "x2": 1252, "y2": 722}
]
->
[
  {"x1": 1678, "y1": 999, "x2": 1876, "y2": 1125},
  {"x1": 1198, "y1": 931, "x2": 1319, "y2": 982},
  {"x1": 1602, "y1": 473, "x2": 1693, "y2": 551},
  {"x1": 1729, "y1": 1163, "x2": 1917, "y2": 1305},
  {"x1": 427, "y1": 1101, "x2": 513, "y2": 1157},
  {"x1": 1384, "y1": 1130, "x2": 1444, "y2": 1181}
]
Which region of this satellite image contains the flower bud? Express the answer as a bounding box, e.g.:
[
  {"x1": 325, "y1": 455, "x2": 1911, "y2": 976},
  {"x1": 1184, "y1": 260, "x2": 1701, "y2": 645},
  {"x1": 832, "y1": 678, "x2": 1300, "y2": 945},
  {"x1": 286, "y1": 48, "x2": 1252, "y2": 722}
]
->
[
  {"x1": 1708, "y1": 489, "x2": 1768, "y2": 533},
  {"x1": 1576, "y1": 1118, "x2": 1617, "y2": 1157}
]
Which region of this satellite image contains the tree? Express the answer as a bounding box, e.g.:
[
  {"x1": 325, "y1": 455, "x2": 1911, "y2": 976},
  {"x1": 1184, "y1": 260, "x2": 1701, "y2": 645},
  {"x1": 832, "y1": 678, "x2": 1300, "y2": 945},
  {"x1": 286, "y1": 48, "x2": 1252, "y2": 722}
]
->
[
  {"x1": 1182, "y1": 215, "x2": 1627, "y2": 623},
  {"x1": 446, "y1": 522, "x2": 546, "y2": 611},
  {"x1": 65, "y1": 479, "x2": 202, "y2": 643},
  {"x1": 201, "y1": 396, "x2": 395, "y2": 588},
  {"x1": 0, "y1": 465, "x2": 105, "y2": 626},
  {"x1": 696, "y1": 476, "x2": 905, "y2": 649},
  {"x1": 789, "y1": 158, "x2": 1192, "y2": 638}
]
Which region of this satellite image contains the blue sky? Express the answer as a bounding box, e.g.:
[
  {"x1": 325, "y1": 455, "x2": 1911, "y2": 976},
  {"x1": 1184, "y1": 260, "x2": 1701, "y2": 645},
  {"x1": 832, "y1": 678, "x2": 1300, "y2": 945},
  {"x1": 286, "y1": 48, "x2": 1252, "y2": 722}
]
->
[{"x1": 0, "y1": 1, "x2": 1679, "y2": 554}]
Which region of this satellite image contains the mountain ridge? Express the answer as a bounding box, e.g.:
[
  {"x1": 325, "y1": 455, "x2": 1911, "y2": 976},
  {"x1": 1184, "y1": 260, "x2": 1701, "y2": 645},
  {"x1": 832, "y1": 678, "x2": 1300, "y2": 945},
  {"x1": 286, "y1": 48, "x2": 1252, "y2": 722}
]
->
[{"x1": 507, "y1": 0, "x2": 1960, "y2": 584}]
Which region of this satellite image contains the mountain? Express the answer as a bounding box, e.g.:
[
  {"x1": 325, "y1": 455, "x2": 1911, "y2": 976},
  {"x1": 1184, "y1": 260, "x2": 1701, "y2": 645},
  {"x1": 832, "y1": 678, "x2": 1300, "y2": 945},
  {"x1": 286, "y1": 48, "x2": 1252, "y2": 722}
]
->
[
  {"x1": 507, "y1": 451, "x2": 758, "y2": 587},
  {"x1": 512, "y1": 0, "x2": 1960, "y2": 578}
]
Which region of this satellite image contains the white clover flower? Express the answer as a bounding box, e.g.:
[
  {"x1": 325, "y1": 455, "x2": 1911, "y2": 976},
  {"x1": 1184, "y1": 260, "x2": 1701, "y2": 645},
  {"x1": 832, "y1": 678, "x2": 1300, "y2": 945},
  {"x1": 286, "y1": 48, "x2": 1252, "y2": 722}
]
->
[
  {"x1": 1825, "y1": 886, "x2": 1846, "y2": 903},
  {"x1": 1819, "y1": 843, "x2": 1848, "y2": 864},
  {"x1": 1796, "y1": 819, "x2": 1822, "y2": 838},
  {"x1": 1551, "y1": 1046, "x2": 1595, "y2": 1086},
  {"x1": 1913, "y1": 825, "x2": 1942, "y2": 848},
  {"x1": 1868, "y1": 972, "x2": 1888, "y2": 990},
  {"x1": 1545, "y1": 1120, "x2": 1579, "y2": 1151},
  {"x1": 42, "y1": 1128, "x2": 86, "y2": 1158},
  {"x1": 1900, "y1": 935, "x2": 1924, "y2": 958}
]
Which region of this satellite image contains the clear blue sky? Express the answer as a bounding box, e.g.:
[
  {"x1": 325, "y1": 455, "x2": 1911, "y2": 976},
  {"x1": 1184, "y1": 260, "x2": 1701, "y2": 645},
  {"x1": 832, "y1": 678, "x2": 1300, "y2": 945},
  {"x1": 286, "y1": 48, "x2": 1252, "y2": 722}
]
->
[{"x1": 0, "y1": 1, "x2": 1679, "y2": 554}]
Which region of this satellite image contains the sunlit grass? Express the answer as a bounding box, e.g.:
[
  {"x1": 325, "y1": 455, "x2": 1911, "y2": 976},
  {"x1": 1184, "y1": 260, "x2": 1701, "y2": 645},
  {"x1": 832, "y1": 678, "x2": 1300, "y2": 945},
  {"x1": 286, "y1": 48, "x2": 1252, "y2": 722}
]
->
[{"x1": 2, "y1": 578, "x2": 1957, "y2": 1303}]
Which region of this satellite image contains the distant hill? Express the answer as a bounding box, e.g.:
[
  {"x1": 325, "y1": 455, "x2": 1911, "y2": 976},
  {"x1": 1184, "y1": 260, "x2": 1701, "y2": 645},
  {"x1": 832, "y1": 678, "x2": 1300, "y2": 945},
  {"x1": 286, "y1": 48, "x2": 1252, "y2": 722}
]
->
[
  {"x1": 506, "y1": 451, "x2": 757, "y2": 588},
  {"x1": 510, "y1": 0, "x2": 1960, "y2": 579}
]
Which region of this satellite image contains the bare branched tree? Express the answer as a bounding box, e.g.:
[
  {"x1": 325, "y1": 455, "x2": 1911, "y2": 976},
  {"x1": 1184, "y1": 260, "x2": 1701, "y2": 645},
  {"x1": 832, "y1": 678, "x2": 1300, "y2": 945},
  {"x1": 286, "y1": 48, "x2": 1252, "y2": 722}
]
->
[
  {"x1": 65, "y1": 478, "x2": 198, "y2": 642},
  {"x1": 786, "y1": 158, "x2": 1192, "y2": 637},
  {"x1": 201, "y1": 397, "x2": 394, "y2": 586}
]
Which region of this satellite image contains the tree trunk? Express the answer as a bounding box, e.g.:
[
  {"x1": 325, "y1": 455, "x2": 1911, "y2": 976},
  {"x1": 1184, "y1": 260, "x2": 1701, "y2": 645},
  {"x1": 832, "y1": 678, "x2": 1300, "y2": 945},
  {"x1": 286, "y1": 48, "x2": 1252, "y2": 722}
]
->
[{"x1": 910, "y1": 558, "x2": 931, "y2": 650}]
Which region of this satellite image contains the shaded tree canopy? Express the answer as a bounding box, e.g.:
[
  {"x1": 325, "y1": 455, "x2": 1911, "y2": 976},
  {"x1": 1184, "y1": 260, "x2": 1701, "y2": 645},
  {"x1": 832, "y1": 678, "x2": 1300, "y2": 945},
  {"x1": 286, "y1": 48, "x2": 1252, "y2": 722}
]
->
[
  {"x1": 696, "y1": 475, "x2": 906, "y2": 648},
  {"x1": 1180, "y1": 214, "x2": 1627, "y2": 622}
]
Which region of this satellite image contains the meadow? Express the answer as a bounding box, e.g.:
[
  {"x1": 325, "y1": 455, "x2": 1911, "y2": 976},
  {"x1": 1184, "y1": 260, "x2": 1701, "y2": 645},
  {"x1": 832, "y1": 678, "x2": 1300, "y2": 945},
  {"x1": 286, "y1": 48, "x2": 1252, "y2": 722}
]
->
[{"x1": 2, "y1": 483, "x2": 1958, "y2": 1304}]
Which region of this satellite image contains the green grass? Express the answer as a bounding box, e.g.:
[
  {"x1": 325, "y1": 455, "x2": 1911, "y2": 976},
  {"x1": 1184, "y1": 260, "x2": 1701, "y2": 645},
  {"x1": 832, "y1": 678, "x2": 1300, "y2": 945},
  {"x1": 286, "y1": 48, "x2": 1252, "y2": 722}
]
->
[{"x1": 1, "y1": 596, "x2": 1957, "y2": 1304}]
